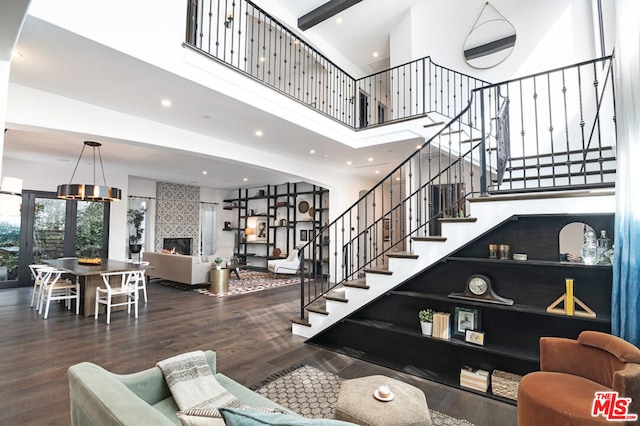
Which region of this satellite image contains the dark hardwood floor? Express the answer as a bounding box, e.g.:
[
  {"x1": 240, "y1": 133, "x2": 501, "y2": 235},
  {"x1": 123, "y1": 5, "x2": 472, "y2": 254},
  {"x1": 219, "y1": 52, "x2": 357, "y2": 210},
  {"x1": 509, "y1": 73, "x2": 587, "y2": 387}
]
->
[{"x1": 0, "y1": 279, "x2": 516, "y2": 425}]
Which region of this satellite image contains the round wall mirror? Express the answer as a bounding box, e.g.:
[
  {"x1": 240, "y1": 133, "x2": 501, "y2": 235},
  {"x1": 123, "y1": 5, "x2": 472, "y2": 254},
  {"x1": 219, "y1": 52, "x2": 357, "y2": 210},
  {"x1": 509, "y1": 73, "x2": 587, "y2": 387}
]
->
[
  {"x1": 463, "y1": 3, "x2": 516, "y2": 69},
  {"x1": 559, "y1": 222, "x2": 594, "y2": 262}
]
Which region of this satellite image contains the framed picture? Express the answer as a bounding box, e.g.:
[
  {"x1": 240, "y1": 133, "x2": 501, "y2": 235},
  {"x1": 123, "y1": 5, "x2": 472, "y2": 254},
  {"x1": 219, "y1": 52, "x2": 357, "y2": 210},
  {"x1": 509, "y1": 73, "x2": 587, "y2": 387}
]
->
[
  {"x1": 300, "y1": 229, "x2": 308, "y2": 241},
  {"x1": 255, "y1": 219, "x2": 267, "y2": 241},
  {"x1": 308, "y1": 229, "x2": 315, "y2": 241},
  {"x1": 383, "y1": 218, "x2": 390, "y2": 241},
  {"x1": 465, "y1": 329, "x2": 485, "y2": 346},
  {"x1": 453, "y1": 306, "x2": 481, "y2": 337}
]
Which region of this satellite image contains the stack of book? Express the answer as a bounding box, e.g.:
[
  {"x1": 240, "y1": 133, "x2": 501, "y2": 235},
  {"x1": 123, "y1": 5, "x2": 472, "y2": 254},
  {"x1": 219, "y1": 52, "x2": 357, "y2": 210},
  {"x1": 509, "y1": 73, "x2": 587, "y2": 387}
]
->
[
  {"x1": 460, "y1": 366, "x2": 490, "y2": 392},
  {"x1": 432, "y1": 312, "x2": 451, "y2": 339}
]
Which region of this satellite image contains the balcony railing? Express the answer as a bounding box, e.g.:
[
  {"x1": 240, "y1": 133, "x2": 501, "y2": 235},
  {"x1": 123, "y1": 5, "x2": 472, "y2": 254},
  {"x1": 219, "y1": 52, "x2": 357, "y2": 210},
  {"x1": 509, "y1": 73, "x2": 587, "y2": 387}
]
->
[{"x1": 185, "y1": 0, "x2": 486, "y2": 129}]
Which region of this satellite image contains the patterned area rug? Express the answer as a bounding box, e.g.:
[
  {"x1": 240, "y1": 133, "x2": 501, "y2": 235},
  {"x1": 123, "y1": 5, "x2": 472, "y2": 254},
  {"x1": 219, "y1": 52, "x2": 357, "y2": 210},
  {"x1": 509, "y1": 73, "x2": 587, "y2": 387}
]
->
[
  {"x1": 252, "y1": 365, "x2": 476, "y2": 425},
  {"x1": 195, "y1": 270, "x2": 300, "y2": 298}
]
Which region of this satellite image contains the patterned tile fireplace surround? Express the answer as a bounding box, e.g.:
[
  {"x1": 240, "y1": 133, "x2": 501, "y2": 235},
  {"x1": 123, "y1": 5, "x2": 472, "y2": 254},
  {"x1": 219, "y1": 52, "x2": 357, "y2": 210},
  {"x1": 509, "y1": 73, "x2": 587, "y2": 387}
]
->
[{"x1": 155, "y1": 182, "x2": 200, "y2": 256}]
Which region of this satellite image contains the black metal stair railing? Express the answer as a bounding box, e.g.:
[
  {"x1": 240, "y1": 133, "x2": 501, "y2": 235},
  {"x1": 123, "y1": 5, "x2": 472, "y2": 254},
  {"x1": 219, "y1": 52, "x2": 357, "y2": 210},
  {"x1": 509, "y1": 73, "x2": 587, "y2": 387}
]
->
[
  {"x1": 480, "y1": 55, "x2": 616, "y2": 194},
  {"x1": 297, "y1": 56, "x2": 617, "y2": 321},
  {"x1": 184, "y1": 0, "x2": 486, "y2": 129}
]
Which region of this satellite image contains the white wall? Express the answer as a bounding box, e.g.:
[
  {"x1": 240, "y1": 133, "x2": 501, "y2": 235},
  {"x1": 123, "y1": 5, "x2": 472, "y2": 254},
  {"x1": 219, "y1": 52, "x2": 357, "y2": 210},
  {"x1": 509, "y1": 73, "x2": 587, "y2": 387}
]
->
[{"x1": 408, "y1": 0, "x2": 598, "y2": 83}]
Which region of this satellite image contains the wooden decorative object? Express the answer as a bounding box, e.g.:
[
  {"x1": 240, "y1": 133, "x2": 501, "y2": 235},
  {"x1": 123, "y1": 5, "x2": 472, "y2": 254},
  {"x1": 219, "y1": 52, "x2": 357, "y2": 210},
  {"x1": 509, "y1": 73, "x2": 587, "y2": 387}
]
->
[{"x1": 546, "y1": 278, "x2": 596, "y2": 318}]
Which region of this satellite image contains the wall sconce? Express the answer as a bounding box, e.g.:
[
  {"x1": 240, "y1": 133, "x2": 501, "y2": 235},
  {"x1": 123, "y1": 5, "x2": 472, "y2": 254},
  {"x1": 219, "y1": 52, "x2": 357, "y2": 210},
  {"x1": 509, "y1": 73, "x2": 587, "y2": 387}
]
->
[
  {"x1": 0, "y1": 176, "x2": 23, "y2": 216},
  {"x1": 224, "y1": 13, "x2": 234, "y2": 28}
]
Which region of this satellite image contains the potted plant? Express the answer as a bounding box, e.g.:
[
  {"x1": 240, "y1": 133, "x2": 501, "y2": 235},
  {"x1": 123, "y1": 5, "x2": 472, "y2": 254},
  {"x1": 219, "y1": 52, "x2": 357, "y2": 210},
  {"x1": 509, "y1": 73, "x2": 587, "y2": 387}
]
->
[
  {"x1": 127, "y1": 208, "x2": 145, "y2": 255},
  {"x1": 418, "y1": 309, "x2": 434, "y2": 336},
  {"x1": 214, "y1": 257, "x2": 224, "y2": 270}
]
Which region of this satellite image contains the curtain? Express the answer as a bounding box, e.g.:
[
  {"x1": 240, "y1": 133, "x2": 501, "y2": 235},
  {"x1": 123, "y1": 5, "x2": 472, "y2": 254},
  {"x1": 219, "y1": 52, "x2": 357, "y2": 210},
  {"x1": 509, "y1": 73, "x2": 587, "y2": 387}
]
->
[
  {"x1": 611, "y1": 0, "x2": 640, "y2": 345},
  {"x1": 200, "y1": 203, "x2": 217, "y2": 257}
]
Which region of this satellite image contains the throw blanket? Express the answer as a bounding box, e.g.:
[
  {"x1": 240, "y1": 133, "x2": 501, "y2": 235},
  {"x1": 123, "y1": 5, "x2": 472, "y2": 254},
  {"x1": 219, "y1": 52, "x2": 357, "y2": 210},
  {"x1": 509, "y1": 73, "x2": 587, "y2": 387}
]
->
[{"x1": 157, "y1": 350, "x2": 236, "y2": 411}]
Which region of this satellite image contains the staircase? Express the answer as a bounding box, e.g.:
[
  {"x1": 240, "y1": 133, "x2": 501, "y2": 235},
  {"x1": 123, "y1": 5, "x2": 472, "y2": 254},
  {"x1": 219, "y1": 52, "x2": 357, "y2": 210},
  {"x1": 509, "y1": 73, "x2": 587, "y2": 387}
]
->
[
  {"x1": 293, "y1": 190, "x2": 615, "y2": 338},
  {"x1": 292, "y1": 55, "x2": 616, "y2": 341}
]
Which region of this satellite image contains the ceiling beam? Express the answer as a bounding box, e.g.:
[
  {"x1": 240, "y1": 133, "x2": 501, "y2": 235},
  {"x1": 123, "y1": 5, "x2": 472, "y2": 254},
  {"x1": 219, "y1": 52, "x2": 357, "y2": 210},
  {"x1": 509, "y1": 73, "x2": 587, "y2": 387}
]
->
[{"x1": 298, "y1": 0, "x2": 363, "y2": 31}]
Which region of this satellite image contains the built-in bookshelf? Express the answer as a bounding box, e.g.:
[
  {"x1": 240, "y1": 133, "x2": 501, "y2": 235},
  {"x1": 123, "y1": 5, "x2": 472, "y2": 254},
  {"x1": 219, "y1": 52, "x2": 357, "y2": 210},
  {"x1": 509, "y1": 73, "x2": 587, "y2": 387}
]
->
[{"x1": 223, "y1": 182, "x2": 329, "y2": 271}]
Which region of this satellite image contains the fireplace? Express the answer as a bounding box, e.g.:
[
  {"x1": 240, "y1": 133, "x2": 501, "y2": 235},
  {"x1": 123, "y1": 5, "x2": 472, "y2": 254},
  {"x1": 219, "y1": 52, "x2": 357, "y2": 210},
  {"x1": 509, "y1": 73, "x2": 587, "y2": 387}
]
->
[{"x1": 163, "y1": 238, "x2": 192, "y2": 255}]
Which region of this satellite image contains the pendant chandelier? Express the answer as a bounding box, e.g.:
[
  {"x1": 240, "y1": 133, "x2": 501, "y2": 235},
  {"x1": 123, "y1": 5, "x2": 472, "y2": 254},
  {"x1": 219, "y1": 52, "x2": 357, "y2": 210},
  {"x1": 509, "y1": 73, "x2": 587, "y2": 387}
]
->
[{"x1": 57, "y1": 141, "x2": 121, "y2": 202}]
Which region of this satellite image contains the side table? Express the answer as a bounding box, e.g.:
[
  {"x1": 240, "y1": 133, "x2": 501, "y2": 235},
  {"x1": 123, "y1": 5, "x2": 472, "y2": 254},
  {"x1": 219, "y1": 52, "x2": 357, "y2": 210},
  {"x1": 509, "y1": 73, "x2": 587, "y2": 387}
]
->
[{"x1": 210, "y1": 268, "x2": 229, "y2": 294}]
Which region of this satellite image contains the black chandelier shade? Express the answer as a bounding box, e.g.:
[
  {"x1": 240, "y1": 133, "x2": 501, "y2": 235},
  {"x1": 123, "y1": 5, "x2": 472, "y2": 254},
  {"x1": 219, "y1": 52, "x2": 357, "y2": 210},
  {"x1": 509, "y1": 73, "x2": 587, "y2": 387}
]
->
[{"x1": 56, "y1": 141, "x2": 121, "y2": 202}]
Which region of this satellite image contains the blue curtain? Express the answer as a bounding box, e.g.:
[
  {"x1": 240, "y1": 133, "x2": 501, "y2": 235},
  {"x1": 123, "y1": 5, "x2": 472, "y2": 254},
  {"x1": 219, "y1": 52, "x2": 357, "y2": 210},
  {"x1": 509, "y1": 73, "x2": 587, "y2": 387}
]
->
[{"x1": 612, "y1": 0, "x2": 640, "y2": 346}]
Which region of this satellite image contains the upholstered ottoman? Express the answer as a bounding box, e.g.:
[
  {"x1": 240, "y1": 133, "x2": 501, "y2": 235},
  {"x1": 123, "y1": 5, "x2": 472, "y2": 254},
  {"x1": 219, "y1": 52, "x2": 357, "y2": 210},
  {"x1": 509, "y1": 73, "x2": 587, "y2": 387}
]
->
[{"x1": 334, "y1": 375, "x2": 432, "y2": 426}]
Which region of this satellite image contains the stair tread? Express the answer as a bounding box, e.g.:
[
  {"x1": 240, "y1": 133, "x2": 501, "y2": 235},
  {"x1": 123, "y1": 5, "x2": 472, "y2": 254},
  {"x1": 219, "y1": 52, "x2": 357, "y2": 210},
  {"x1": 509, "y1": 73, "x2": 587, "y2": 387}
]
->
[
  {"x1": 324, "y1": 295, "x2": 348, "y2": 303},
  {"x1": 412, "y1": 236, "x2": 447, "y2": 242},
  {"x1": 423, "y1": 121, "x2": 445, "y2": 128},
  {"x1": 438, "y1": 217, "x2": 477, "y2": 223},
  {"x1": 307, "y1": 306, "x2": 329, "y2": 315},
  {"x1": 470, "y1": 189, "x2": 615, "y2": 203},
  {"x1": 291, "y1": 318, "x2": 311, "y2": 327},
  {"x1": 364, "y1": 267, "x2": 393, "y2": 275},
  {"x1": 387, "y1": 251, "x2": 419, "y2": 259},
  {"x1": 344, "y1": 278, "x2": 369, "y2": 289}
]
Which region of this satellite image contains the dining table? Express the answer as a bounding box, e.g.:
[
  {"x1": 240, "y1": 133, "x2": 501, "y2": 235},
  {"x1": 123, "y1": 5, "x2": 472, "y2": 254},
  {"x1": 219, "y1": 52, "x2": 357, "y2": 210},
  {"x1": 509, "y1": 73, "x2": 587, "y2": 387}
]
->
[{"x1": 43, "y1": 258, "x2": 147, "y2": 317}]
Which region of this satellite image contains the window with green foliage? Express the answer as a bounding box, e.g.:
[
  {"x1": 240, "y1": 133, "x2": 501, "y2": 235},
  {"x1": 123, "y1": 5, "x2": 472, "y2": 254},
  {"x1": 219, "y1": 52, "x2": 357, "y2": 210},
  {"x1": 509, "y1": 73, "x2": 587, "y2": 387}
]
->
[{"x1": 0, "y1": 215, "x2": 20, "y2": 280}]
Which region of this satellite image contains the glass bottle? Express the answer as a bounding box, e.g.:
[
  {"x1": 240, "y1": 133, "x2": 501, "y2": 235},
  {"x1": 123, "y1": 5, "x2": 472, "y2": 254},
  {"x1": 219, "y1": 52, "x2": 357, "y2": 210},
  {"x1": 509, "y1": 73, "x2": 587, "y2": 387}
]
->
[
  {"x1": 596, "y1": 230, "x2": 611, "y2": 265},
  {"x1": 581, "y1": 229, "x2": 597, "y2": 265}
]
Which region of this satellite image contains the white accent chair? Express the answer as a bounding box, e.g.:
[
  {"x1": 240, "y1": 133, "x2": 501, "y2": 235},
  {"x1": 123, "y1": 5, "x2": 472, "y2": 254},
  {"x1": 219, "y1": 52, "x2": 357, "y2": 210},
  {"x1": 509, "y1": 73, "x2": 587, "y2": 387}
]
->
[
  {"x1": 267, "y1": 250, "x2": 300, "y2": 276},
  {"x1": 95, "y1": 270, "x2": 143, "y2": 324},
  {"x1": 38, "y1": 267, "x2": 80, "y2": 319}
]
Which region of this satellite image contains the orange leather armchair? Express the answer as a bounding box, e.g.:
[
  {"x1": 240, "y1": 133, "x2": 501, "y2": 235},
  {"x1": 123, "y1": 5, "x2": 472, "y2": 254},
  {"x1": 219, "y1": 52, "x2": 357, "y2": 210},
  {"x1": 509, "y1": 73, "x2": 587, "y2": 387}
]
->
[{"x1": 518, "y1": 331, "x2": 640, "y2": 425}]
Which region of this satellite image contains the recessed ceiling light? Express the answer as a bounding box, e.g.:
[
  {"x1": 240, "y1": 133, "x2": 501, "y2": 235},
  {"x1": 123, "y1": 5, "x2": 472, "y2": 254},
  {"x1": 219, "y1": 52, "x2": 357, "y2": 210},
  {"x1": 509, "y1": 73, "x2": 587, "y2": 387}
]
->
[
  {"x1": 373, "y1": 51, "x2": 379, "y2": 58},
  {"x1": 347, "y1": 161, "x2": 352, "y2": 165},
  {"x1": 336, "y1": 17, "x2": 343, "y2": 24},
  {"x1": 375, "y1": 170, "x2": 380, "y2": 174},
  {"x1": 161, "y1": 99, "x2": 172, "y2": 107},
  {"x1": 368, "y1": 157, "x2": 374, "y2": 162},
  {"x1": 243, "y1": 177, "x2": 248, "y2": 182},
  {"x1": 416, "y1": 144, "x2": 422, "y2": 149},
  {"x1": 255, "y1": 130, "x2": 263, "y2": 137},
  {"x1": 202, "y1": 171, "x2": 208, "y2": 175},
  {"x1": 259, "y1": 57, "x2": 266, "y2": 62},
  {"x1": 396, "y1": 177, "x2": 401, "y2": 181},
  {"x1": 310, "y1": 149, "x2": 316, "y2": 154}
]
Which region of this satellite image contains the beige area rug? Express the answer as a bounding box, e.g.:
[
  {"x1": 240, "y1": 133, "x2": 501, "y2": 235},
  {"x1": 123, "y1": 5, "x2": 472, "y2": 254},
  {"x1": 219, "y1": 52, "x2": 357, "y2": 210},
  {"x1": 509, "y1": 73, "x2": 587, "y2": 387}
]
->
[
  {"x1": 195, "y1": 270, "x2": 300, "y2": 298},
  {"x1": 251, "y1": 365, "x2": 476, "y2": 425}
]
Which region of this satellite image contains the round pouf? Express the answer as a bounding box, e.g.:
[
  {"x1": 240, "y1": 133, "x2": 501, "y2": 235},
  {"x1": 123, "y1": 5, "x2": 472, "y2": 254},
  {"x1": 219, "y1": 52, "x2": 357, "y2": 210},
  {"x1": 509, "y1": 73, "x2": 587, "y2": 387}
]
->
[{"x1": 334, "y1": 375, "x2": 432, "y2": 426}]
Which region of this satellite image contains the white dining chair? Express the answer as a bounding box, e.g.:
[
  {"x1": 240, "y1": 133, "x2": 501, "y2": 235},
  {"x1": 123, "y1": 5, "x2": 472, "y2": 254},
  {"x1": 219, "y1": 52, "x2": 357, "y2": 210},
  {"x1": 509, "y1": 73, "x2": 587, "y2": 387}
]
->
[
  {"x1": 38, "y1": 267, "x2": 80, "y2": 319},
  {"x1": 28, "y1": 264, "x2": 49, "y2": 308},
  {"x1": 130, "y1": 261, "x2": 150, "y2": 303},
  {"x1": 95, "y1": 270, "x2": 142, "y2": 324}
]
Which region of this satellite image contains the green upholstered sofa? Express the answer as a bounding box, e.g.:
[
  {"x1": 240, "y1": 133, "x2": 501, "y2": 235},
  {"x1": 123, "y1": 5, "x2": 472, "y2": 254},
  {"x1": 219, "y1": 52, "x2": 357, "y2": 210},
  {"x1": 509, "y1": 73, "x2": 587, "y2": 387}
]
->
[{"x1": 68, "y1": 350, "x2": 290, "y2": 425}]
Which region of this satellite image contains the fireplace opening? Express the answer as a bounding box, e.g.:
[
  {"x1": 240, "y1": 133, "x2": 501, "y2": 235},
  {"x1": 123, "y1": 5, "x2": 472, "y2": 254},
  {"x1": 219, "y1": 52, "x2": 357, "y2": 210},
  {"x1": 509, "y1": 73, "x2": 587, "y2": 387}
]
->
[{"x1": 163, "y1": 238, "x2": 192, "y2": 255}]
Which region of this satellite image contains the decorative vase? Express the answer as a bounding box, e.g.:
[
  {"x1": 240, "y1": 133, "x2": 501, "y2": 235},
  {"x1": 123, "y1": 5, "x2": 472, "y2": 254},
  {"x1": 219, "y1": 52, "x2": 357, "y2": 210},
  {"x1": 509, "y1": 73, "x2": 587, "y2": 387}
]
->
[
  {"x1": 420, "y1": 321, "x2": 433, "y2": 336},
  {"x1": 581, "y1": 229, "x2": 597, "y2": 265}
]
